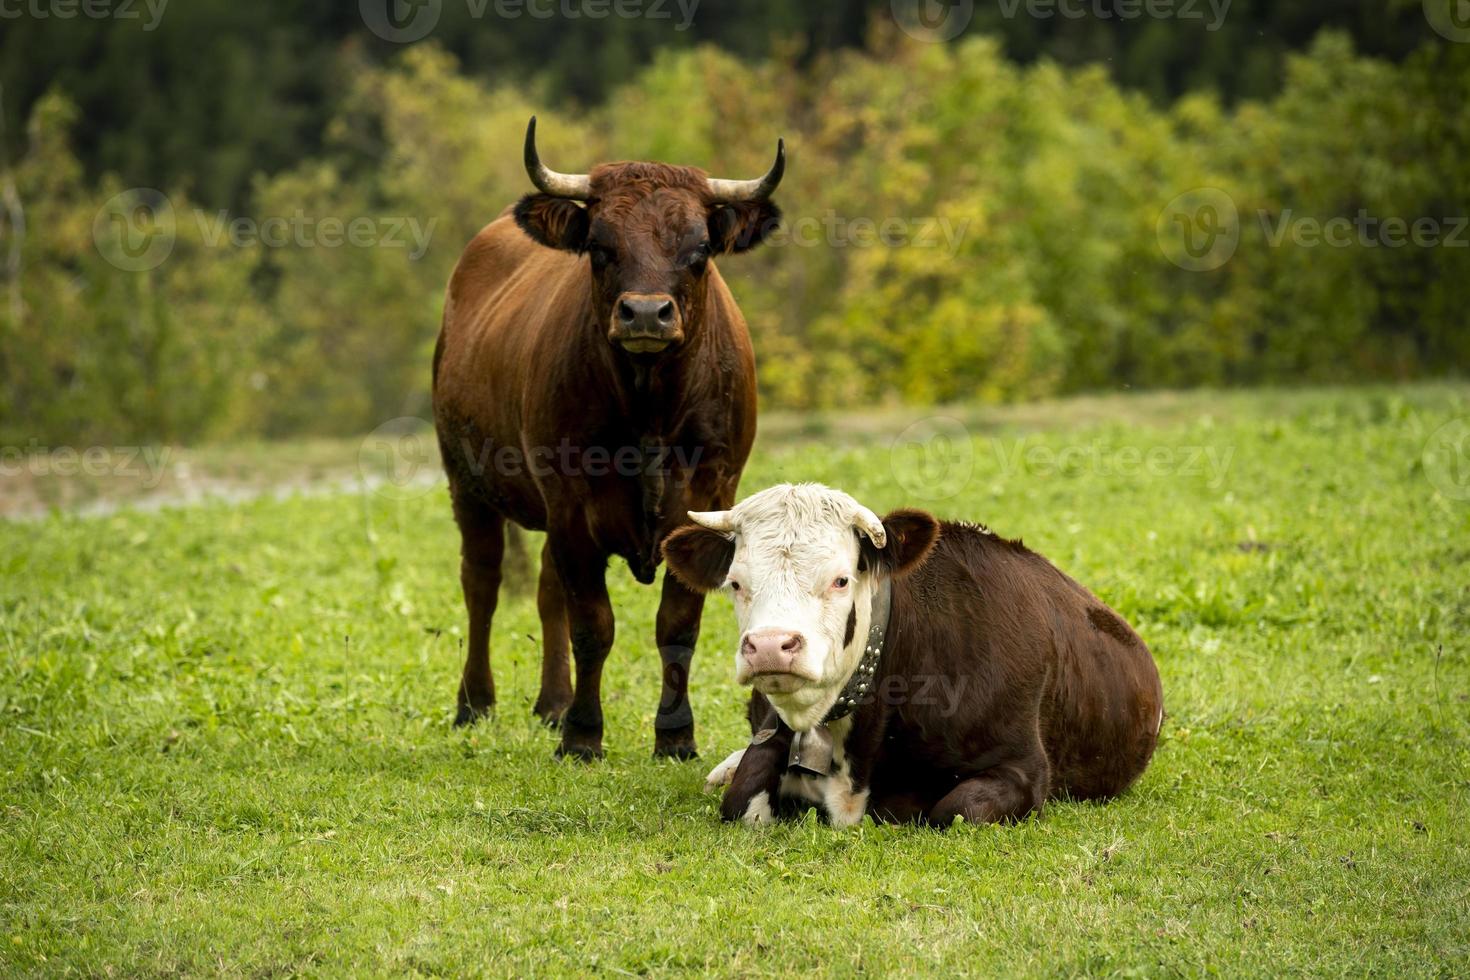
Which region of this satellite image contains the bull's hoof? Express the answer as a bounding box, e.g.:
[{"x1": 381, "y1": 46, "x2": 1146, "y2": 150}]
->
[
  {"x1": 454, "y1": 701, "x2": 494, "y2": 727},
  {"x1": 555, "y1": 740, "x2": 605, "y2": 762},
  {"x1": 653, "y1": 725, "x2": 699, "y2": 761},
  {"x1": 533, "y1": 699, "x2": 571, "y2": 729}
]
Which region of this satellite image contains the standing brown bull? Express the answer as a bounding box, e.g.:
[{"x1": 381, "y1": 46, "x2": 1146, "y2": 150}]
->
[{"x1": 432, "y1": 118, "x2": 783, "y2": 760}]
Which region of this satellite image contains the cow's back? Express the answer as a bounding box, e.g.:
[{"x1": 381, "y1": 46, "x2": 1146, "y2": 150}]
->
[{"x1": 887, "y1": 524, "x2": 1162, "y2": 803}]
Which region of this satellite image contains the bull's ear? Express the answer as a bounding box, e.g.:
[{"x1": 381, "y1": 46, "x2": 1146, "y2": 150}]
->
[
  {"x1": 513, "y1": 194, "x2": 590, "y2": 251},
  {"x1": 662, "y1": 524, "x2": 736, "y2": 592},
  {"x1": 708, "y1": 200, "x2": 781, "y2": 254},
  {"x1": 859, "y1": 509, "x2": 939, "y2": 577}
]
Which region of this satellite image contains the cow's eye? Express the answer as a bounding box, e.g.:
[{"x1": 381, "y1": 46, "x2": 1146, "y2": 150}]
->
[
  {"x1": 686, "y1": 243, "x2": 711, "y2": 270},
  {"x1": 728, "y1": 580, "x2": 741, "y2": 592},
  {"x1": 833, "y1": 576, "x2": 850, "y2": 590},
  {"x1": 588, "y1": 245, "x2": 615, "y2": 270}
]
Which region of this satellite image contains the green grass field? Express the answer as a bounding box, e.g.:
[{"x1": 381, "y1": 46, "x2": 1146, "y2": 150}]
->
[{"x1": 3, "y1": 386, "x2": 1469, "y2": 976}]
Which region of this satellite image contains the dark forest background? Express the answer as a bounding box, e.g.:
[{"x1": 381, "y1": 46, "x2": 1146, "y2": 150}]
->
[{"x1": 2, "y1": 0, "x2": 1467, "y2": 442}]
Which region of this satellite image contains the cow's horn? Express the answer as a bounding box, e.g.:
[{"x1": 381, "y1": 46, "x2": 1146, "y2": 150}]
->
[
  {"x1": 852, "y1": 505, "x2": 887, "y2": 549},
  {"x1": 706, "y1": 139, "x2": 786, "y2": 203},
  {"x1": 688, "y1": 510, "x2": 737, "y2": 534},
  {"x1": 524, "y1": 116, "x2": 592, "y2": 200}
]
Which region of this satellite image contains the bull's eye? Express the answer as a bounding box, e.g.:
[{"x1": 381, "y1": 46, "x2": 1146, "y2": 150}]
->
[
  {"x1": 588, "y1": 245, "x2": 615, "y2": 270},
  {"x1": 833, "y1": 577, "x2": 850, "y2": 590},
  {"x1": 686, "y1": 243, "x2": 711, "y2": 271},
  {"x1": 728, "y1": 580, "x2": 741, "y2": 592}
]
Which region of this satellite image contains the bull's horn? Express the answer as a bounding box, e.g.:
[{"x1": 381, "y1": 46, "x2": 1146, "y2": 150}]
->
[
  {"x1": 852, "y1": 504, "x2": 887, "y2": 549},
  {"x1": 524, "y1": 116, "x2": 592, "y2": 200},
  {"x1": 688, "y1": 510, "x2": 738, "y2": 534},
  {"x1": 706, "y1": 139, "x2": 786, "y2": 203}
]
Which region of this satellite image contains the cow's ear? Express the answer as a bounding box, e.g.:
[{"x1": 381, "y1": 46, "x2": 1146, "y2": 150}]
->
[
  {"x1": 859, "y1": 509, "x2": 939, "y2": 578},
  {"x1": 662, "y1": 524, "x2": 736, "y2": 592},
  {"x1": 514, "y1": 194, "x2": 590, "y2": 251},
  {"x1": 708, "y1": 200, "x2": 781, "y2": 254}
]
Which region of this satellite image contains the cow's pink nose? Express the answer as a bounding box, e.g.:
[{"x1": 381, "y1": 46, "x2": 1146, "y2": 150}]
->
[{"x1": 740, "y1": 630, "x2": 805, "y2": 674}]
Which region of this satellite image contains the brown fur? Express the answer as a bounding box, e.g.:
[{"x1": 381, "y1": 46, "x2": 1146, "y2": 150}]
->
[{"x1": 433, "y1": 160, "x2": 774, "y2": 760}]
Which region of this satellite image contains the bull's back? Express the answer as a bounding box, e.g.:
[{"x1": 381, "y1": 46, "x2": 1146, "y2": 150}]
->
[{"x1": 433, "y1": 214, "x2": 591, "y2": 525}]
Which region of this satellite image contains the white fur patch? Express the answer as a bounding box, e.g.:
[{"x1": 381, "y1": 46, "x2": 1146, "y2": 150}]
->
[
  {"x1": 704, "y1": 748, "x2": 745, "y2": 793},
  {"x1": 741, "y1": 791, "x2": 774, "y2": 825}
]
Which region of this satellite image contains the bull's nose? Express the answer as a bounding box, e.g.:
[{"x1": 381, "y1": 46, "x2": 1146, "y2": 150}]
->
[
  {"x1": 617, "y1": 296, "x2": 675, "y2": 330},
  {"x1": 740, "y1": 630, "x2": 805, "y2": 675},
  {"x1": 611, "y1": 293, "x2": 681, "y2": 352}
]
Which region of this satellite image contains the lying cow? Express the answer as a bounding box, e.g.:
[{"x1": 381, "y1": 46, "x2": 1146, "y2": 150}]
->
[{"x1": 661, "y1": 483, "x2": 1163, "y2": 826}]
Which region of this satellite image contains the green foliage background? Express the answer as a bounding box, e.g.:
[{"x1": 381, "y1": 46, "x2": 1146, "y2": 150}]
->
[{"x1": 2, "y1": 20, "x2": 1468, "y2": 445}]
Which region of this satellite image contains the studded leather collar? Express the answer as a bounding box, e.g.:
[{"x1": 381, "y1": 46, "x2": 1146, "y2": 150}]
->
[{"x1": 822, "y1": 575, "x2": 892, "y2": 725}]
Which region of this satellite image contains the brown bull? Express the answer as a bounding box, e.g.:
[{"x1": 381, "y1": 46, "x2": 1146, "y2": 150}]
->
[{"x1": 432, "y1": 118, "x2": 783, "y2": 759}]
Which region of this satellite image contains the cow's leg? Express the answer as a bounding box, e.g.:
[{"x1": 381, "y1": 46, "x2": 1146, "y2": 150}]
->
[
  {"x1": 721, "y1": 725, "x2": 794, "y2": 824},
  {"x1": 652, "y1": 570, "x2": 703, "y2": 759},
  {"x1": 926, "y1": 757, "x2": 1050, "y2": 826},
  {"x1": 549, "y1": 533, "x2": 614, "y2": 761},
  {"x1": 452, "y1": 495, "x2": 505, "y2": 726},
  {"x1": 532, "y1": 539, "x2": 573, "y2": 727}
]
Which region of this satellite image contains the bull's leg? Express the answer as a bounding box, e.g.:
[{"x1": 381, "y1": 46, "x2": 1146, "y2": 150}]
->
[
  {"x1": 925, "y1": 757, "x2": 1050, "y2": 826},
  {"x1": 533, "y1": 539, "x2": 573, "y2": 726},
  {"x1": 452, "y1": 495, "x2": 505, "y2": 726},
  {"x1": 652, "y1": 570, "x2": 704, "y2": 759},
  {"x1": 549, "y1": 534, "x2": 614, "y2": 761}
]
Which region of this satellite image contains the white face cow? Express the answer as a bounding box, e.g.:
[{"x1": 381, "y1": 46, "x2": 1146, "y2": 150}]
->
[{"x1": 662, "y1": 483, "x2": 938, "y2": 731}]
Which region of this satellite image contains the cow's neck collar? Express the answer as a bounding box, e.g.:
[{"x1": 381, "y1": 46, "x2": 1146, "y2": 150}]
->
[
  {"x1": 824, "y1": 574, "x2": 892, "y2": 724},
  {"x1": 783, "y1": 575, "x2": 893, "y2": 777}
]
